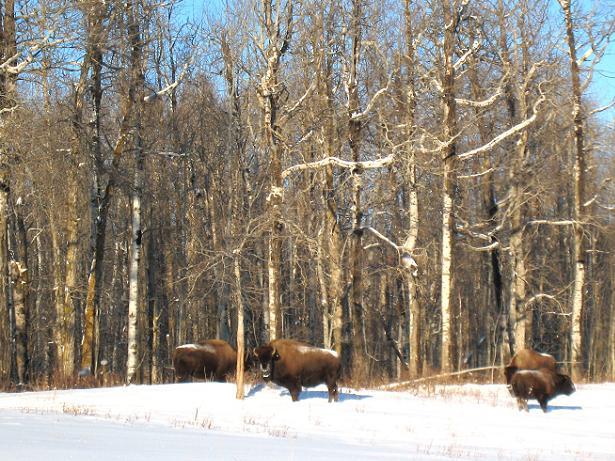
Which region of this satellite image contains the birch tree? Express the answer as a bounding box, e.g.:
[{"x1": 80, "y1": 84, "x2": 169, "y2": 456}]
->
[
  {"x1": 402, "y1": 0, "x2": 421, "y2": 377},
  {"x1": 255, "y1": 0, "x2": 293, "y2": 341},
  {"x1": 81, "y1": 0, "x2": 110, "y2": 377},
  {"x1": 438, "y1": 0, "x2": 460, "y2": 373},
  {"x1": 0, "y1": 0, "x2": 17, "y2": 383},
  {"x1": 125, "y1": 0, "x2": 146, "y2": 384},
  {"x1": 559, "y1": 0, "x2": 586, "y2": 380}
]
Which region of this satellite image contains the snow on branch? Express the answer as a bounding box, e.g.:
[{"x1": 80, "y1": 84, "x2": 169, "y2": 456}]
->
[
  {"x1": 522, "y1": 220, "x2": 577, "y2": 235},
  {"x1": 361, "y1": 226, "x2": 418, "y2": 275},
  {"x1": 350, "y1": 86, "x2": 389, "y2": 121},
  {"x1": 280, "y1": 154, "x2": 395, "y2": 180},
  {"x1": 457, "y1": 91, "x2": 546, "y2": 161},
  {"x1": 455, "y1": 89, "x2": 502, "y2": 108},
  {"x1": 589, "y1": 99, "x2": 615, "y2": 117},
  {"x1": 583, "y1": 177, "x2": 612, "y2": 207},
  {"x1": 281, "y1": 79, "x2": 317, "y2": 122},
  {"x1": 144, "y1": 56, "x2": 193, "y2": 103},
  {"x1": 453, "y1": 37, "x2": 481, "y2": 71},
  {"x1": 349, "y1": 41, "x2": 393, "y2": 122},
  {"x1": 458, "y1": 167, "x2": 495, "y2": 179},
  {"x1": 1, "y1": 37, "x2": 63, "y2": 75},
  {"x1": 522, "y1": 293, "x2": 564, "y2": 314}
]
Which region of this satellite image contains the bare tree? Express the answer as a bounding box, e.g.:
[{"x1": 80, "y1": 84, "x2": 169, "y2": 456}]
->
[
  {"x1": 255, "y1": 0, "x2": 293, "y2": 341},
  {"x1": 0, "y1": 0, "x2": 17, "y2": 384},
  {"x1": 125, "y1": 0, "x2": 146, "y2": 384}
]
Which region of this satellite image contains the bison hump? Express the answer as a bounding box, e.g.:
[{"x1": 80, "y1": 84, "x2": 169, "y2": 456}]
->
[
  {"x1": 176, "y1": 343, "x2": 217, "y2": 354},
  {"x1": 295, "y1": 345, "x2": 338, "y2": 358}
]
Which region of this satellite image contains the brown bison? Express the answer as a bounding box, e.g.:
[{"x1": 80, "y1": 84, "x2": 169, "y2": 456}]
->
[
  {"x1": 504, "y1": 348, "x2": 557, "y2": 385},
  {"x1": 510, "y1": 368, "x2": 575, "y2": 412},
  {"x1": 173, "y1": 339, "x2": 237, "y2": 383},
  {"x1": 253, "y1": 339, "x2": 341, "y2": 402}
]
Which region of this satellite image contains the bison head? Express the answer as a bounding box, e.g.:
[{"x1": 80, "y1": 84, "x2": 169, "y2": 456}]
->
[
  {"x1": 253, "y1": 345, "x2": 280, "y2": 380},
  {"x1": 504, "y1": 365, "x2": 518, "y2": 386},
  {"x1": 554, "y1": 373, "x2": 576, "y2": 396}
]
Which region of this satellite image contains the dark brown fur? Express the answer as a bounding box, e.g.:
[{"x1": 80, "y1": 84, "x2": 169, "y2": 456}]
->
[
  {"x1": 173, "y1": 339, "x2": 237, "y2": 383},
  {"x1": 510, "y1": 368, "x2": 575, "y2": 412},
  {"x1": 253, "y1": 339, "x2": 341, "y2": 402},
  {"x1": 504, "y1": 349, "x2": 557, "y2": 385}
]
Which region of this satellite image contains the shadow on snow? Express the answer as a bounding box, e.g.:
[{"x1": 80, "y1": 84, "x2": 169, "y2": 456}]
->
[
  {"x1": 526, "y1": 403, "x2": 583, "y2": 412},
  {"x1": 246, "y1": 383, "x2": 371, "y2": 401}
]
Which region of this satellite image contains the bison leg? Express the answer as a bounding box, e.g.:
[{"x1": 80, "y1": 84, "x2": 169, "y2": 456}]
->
[
  {"x1": 538, "y1": 397, "x2": 549, "y2": 413},
  {"x1": 287, "y1": 380, "x2": 302, "y2": 402},
  {"x1": 289, "y1": 387, "x2": 301, "y2": 402},
  {"x1": 516, "y1": 398, "x2": 529, "y2": 412},
  {"x1": 327, "y1": 382, "x2": 339, "y2": 402}
]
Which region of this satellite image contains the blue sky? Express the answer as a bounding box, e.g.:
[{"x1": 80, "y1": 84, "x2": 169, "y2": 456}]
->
[
  {"x1": 588, "y1": 43, "x2": 615, "y2": 122},
  {"x1": 182, "y1": 0, "x2": 614, "y2": 121}
]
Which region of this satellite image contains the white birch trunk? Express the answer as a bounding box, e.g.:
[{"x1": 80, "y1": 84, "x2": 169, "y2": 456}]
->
[
  {"x1": 126, "y1": 173, "x2": 142, "y2": 384},
  {"x1": 125, "y1": 0, "x2": 144, "y2": 384},
  {"x1": 440, "y1": 187, "x2": 453, "y2": 372},
  {"x1": 560, "y1": 0, "x2": 586, "y2": 380},
  {"x1": 439, "y1": 0, "x2": 457, "y2": 373},
  {"x1": 234, "y1": 253, "x2": 245, "y2": 399}
]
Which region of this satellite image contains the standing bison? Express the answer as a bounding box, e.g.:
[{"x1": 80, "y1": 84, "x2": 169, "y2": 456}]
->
[
  {"x1": 173, "y1": 339, "x2": 237, "y2": 383},
  {"x1": 510, "y1": 368, "x2": 576, "y2": 412},
  {"x1": 504, "y1": 348, "x2": 558, "y2": 385},
  {"x1": 253, "y1": 339, "x2": 341, "y2": 402}
]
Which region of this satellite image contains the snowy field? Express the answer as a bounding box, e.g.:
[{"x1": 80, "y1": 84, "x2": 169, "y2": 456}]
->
[{"x1": 0, "y1": 381, "x2": 614, "y2": 460}]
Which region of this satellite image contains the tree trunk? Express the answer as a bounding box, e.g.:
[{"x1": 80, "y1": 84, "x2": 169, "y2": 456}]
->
[
  {"x1": 347, "y1": 0, "x2": 367, "y2": 380},
  {"x1": 403, "y1": 0, "x2": 420, "y2": 378},
  {"x1": 11, "y1": 208, "x2": 29, "y2": 386},
  {"x1": 234, "y1": 253, "x2": 245, "y2": 399},
  {"x1": 439, "y1": 0, "x2": 458, "y2": 373},
  {"x1": 0, "y1": 185, "x2": 11, "y2": 384},
  {"x1": 63, "y1": 177, "x2": 80, "y2": 370},
  {"x1": 125, "y1": 0, "x2": 145, "y2": 384},
  {"x1": 81, "y1": 0, "x2": 107, "y2": 376},
  {"x1": 258, "y1": 0, "x2": 292, "y2": 341},
  {"x1": 467, "y1": 23, "x2": 505, "y2": 368},
  {"x1": 560, "y1": 0, "x2": 587, "y2": 381},
  {"x1": 0, "y1": 0, "x2": 17, "y2": 386}
]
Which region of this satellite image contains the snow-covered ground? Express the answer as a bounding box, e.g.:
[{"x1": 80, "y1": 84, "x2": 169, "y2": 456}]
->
[{"x1": 0, "y1": 381, "x2": 613, "y2": 460}]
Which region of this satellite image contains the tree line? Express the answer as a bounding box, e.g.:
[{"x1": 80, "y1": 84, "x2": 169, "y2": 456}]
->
[{"x1": 0, "y1": 0, "x2": 614, "y2": 390}]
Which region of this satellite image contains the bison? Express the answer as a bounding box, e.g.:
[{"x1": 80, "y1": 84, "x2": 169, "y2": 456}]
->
[
  {"x1": 504, "y1": 348, "x2": 558, "y2": 386},
  {"x1": 253, "y1": 339, "x2": 341, "y2": 402},
  {"x1": 173, "y1": 339, "x2": 237, "y2": 383},
  {"x1": 510, "y1": 368, "x2": 575, "y2": 412}
]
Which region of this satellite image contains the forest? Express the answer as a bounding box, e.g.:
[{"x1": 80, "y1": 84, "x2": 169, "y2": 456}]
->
[{"x1": 0, "y1": 0, "x2": 614, "y2": 390}]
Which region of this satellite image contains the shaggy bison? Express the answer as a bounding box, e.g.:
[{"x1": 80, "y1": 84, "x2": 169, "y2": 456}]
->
[
  {"x1": 504, "y1": 348, "x2": 558, "y2": 385},
  {"x1": 510, "y1": 368, "x2": 575, "y2": 412},
  {"x1": 253, "y1": 339, "x2": 341, "y2": 402},
  {"x1": 173, "y1": 339, "x2": 237, "y2": 383}
]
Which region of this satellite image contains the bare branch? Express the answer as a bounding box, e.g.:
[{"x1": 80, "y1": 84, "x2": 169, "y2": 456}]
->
[
  {"x1": 458, "y1": 167, "x2": 495, "y2": 179},
  {"x1": 281, "y1": 79, "x2": 317, "y2": 122},
  {"x1": 457, "y1": 91, "x2": 546, "y2": 161},
  {"x1": 588, "y1": 99, "x2": 615, "y2": 116},
  {"x1": 583, "y1": 177, "x2": 612, "y2": 207},
  {"x1": 350, "y1": 86, "x2": 389, "y2": 121}
]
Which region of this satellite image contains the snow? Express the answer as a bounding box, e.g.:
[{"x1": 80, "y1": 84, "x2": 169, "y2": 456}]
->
[
  {"x1": 176, "y1": 343, "x2": 216, "y2": 353},
  {"x1": 0, "y1": 381, "x2": 614, "y2": 460},
  {"x1": 295, "y1": 344, "x2": 339, "y2": 357}
]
